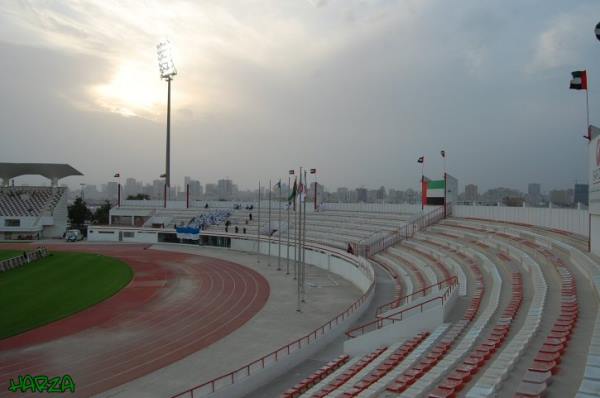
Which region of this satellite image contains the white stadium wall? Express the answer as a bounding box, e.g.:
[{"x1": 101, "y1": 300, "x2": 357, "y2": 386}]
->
[{"x1": 453, "y1": 205, "x2": 589, "y2": 237}]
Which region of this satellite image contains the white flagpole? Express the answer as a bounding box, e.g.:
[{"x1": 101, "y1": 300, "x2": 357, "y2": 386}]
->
[
  {"x1": 296, "y1": 167, "x2": 302, "y2": 312},
  {"x1": 302, "y1": 168, "x2": 307, "y2": 303},
  {"x1": 257, "y1": 181, "x2": 261, "y2": 264},
  {"x1": 268, "y1": 179, "x2": 272, "y2": 266},
  {"x1": 277, "y1": 180, "x2": 282, "y2": 271},
  {"x1": 587, "y1": 87, "x2": 591, "y2": 138},
  {"x1": 286, "y1": 175, "x2": 291, "y2": 275}
]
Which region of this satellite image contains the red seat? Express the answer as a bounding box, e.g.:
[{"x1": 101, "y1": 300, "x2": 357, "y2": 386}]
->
[
  {"x1": 529, "y1": 360, "x2": 558, "y2": 374},
  {"x1": 439, "y1": 378, "x2": 464, "y2": 391},
  {"x1": 428, "y1": 387, "x2": 455, "y2": 398},
  {"x1": 516, "y1": 381, "x2": 547, "y2": 397}
]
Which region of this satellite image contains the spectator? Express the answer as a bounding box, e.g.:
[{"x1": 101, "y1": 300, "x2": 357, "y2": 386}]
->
[
  {"x1": 249, "y1": 213, "x2": 253, "y2": 221},
  {"x1": 225, "y1": 226, "x2": 229, "y2": 233},
  {"x1": 235, "y1": 226, "x2": 239, "y2": 233},
  {"x1": 243, "y1": 227, "x2": 247, "y2": 234},
  {"x1": 347, "y1": 243, "x2": 354, "y2": 255},
  {"x1": 204, "y1": 203, "x2": 209, "y2": 209}
]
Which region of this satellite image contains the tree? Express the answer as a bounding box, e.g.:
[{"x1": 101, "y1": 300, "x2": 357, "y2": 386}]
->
[
  {"x1": 127, "y1": 193, "x2": 150, "y2": 200},
  {"x1": 93, "y1": 201, "x2": 112, "y2": 225},
  {"x1": 68, "y1": 197, "x2": 92, "y2": 225}
]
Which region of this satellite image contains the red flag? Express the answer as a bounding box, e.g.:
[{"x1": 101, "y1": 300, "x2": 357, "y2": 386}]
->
[{"x1": 421, "y1": 178, "x2": 428, "y2": 206}]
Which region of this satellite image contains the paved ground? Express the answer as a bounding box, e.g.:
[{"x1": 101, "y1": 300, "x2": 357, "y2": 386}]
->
[
  {"x1": 0, "y1": 242, "x2": 269, "y2": 398},
  {"x1": 246, "y1": 263, "x2": 394, "y2": 398}
]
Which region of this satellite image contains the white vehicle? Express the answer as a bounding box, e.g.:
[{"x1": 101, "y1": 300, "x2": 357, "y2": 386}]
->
[{"x1": 65, "y1": 229, "x2": 83, "y2": 242}]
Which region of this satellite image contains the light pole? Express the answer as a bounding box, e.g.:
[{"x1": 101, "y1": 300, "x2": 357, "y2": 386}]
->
[
  {"x1": 156, "y1": 40, "x2": 177, "y2": 194},
  {"x1": 80, "y1": 183, "x2": 85, "y2": 201}
]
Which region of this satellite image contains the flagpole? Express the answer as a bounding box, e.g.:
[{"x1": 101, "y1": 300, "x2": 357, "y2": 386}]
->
[
  {"x1": 587, "y1": 87, "x2": 591, "y2": 139},
  {"x1": 277, "y1": 180, "x2": 282, "y2": 271},
  {"x1": 421, "y1": 161, "x2": 424, "y2": 212},
  {"x1": 286, "y1": 175, "x2": 291, "y2": 275},
  {"x1": 293, "y1": 175, "x2": 298, "y2": 280},
  {"x1": 296, "y1": 167, "x2": 302, "y2": 312},
  {"x1": 302, "y1": 168, "x2": 307, "y2": 303},
  {"x1": 257, "y1": 181, "x2": 261, "y2": 264},
  {"x1": 268, "y1": 179, "x2": 272, "y2": 266}
]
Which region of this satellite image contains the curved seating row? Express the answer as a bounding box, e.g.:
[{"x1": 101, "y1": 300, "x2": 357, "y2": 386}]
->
[
  {"x1": 464, "y1": 234, "x2": 548, "y2": 397},
  {"x1": 394, "y1": 239, "x2": 503, "y2": 398},
  {"x1": 332, "y1": 332, "x2": 430, "y2": 397},
  {"x1": 303, "y1": 347, "x2": 388, "y2": 397},
  {"x1": 429, "y1": 273, "x2": 523, "y2": 398},
  {"x1": 281, "y1": 355, "x2": 350, "y2": 398}
]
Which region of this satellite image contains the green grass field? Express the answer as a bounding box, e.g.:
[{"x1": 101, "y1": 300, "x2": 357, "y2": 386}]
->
[
  {"x1": 0, "y1": 250, "x2": 22, "y2": 261},
  {"x1": 0, "y1": 251, "x2": 133, "y2": 339}
]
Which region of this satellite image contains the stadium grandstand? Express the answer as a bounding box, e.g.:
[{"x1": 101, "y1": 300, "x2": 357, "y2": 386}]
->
[
  {"x1": 0, "y1": 163, "x2": 81, "y2": 240},
  {"x1": 62, "y1": 165, "x2": 596, "y2": 398}
]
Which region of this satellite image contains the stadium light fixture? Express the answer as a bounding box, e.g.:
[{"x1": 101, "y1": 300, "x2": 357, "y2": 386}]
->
[{"x1": 156, "y1": 39, "x2": 177, "y2": 192}]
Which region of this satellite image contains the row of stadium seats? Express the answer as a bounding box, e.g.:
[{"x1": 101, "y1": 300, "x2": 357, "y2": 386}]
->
[{"x1": 0, "y1": 187, "x2": 65, "y2": 217}]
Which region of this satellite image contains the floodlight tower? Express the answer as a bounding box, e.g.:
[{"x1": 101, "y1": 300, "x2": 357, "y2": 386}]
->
[{"x1": 156, "y1": 40, "x2": 177, "y2": 191}]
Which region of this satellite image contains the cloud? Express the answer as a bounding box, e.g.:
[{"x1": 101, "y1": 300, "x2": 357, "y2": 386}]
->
[{"x1": 0, "y1": 0, "x2": 597, "y2": 193}]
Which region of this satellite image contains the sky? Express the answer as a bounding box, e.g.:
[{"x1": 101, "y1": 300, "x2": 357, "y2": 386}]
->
[{"x1": 1, "y1": 0, "x2": 600, "y2": 193}]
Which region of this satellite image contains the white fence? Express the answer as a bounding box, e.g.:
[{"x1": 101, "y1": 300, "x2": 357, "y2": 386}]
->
[{"x1": 453, "y1": 205, "x2": 589, "y2": 237}]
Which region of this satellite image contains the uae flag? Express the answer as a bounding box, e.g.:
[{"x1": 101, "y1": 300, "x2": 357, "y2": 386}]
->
[
  {"x1": 417, "y1": 156, "x2": 424, "y2": 163},
  {"x1": 421, "y1": 179, "x2": 446, "y2": 206},
  {"x1": 114, "y1": 173, "x2": 120, "y2": 178},
  {"x1": 570, "y1": 70, "x2": 587, "y2": 90}
]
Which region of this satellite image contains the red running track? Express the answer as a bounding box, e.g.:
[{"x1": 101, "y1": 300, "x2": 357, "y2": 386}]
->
[{"x1": 0, "y1": 243, "x2": 270, "y2": 397}]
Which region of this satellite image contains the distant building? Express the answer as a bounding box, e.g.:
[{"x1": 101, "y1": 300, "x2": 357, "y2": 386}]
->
[
  {"x1": 106, "y1": 181, "x2": 118, "y2": 200},
  {"x1": 550, "y1": 189, "x2": 573, "y2": 207},
  {"x1": 376, "y1": 186, "x2": 386, "y2": 201},
  {"x1": 217, "y1": 179, "x2": 233, "y2": 199},
  {"x1": 528, "y1": 183, "x2": 541, "y2": 205},
  {"x1": 125, "y1": 178, "x2": 137, "y2": 197},
  {"x1": 336, "y1": 187, "x2": 350, "y2": 203},
  {"x1": 356, "y1": 188, "x2": 368, "y2": 202},
  {"x1": 464, "y1": 184, "x2": 478, "y2": 202},
  {"x1": 574, "y1": 183, "x2": 589, "y2": 206},
  {"x1": 205, "y1": 183, "x2": 217, "y2": 196}
]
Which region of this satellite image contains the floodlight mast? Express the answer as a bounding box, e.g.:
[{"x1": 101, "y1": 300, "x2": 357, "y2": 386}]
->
[{"x1": 157, "y1": 40, "x2": 177, "y2": 192}]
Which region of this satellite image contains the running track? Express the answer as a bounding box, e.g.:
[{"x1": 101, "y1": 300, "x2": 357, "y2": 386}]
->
[{"x1": 0, "y1": 243, "x2": 270, "y2": 397}]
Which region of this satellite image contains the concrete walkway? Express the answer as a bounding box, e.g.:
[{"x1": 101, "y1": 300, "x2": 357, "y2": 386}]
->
[{"x1": 245, "y1": 263, "x2": 396, "y2": 398}]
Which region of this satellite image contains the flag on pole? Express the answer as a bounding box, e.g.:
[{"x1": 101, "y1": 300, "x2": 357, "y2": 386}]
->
[
  {"x1": 570, "y1": 70, "x2": 588, "y2": 90},
  {"x1": 114, "y1": 173, "x2": 120, "y2": 178},
  {"x1": 159, "y1": 173, "x2": 166, "y2": 178},
  {"x1": 289, "y1": 170, "x2": 295, "y2": 175},
  {"x1": 310, "y1": 168, "x2": 316, "y2": 174},
  {"x1": 298, "y1": 182, "x2": 305, "y2": 202},
  {"x1": 288, "y1": 178, "x2": 297, "y2": 204},
  {"x1": 275, "y1": 180, "x2": 281, "y2": 189},
  {"x1": 417, "y1": 156, "x2": 424, "y2": 163},
  {"x1": 440, "y1": 150, "x2": 445, "y2": 158}
]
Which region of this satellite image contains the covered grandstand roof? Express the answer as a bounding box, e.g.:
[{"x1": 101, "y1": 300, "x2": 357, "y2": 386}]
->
[{"x1": 0, "y1": 163, "x2": 83, "y2": 184}]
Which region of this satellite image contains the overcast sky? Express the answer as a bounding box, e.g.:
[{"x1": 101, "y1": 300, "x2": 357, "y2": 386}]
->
[{"x1": 1, "y1": 0, "x2": 599, "y2": 193}]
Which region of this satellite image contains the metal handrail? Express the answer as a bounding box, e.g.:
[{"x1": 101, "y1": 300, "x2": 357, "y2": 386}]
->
[
  {"x1": 345, "y1": 280, "x2": 458, "y2": 339},
  {"x1": 376, "y1": 275, "x2": 458, "y2": 315}
]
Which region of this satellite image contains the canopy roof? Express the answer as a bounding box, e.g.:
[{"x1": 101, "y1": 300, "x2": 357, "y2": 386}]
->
[{"x1": 0, "y1": 163, "x2": 83, "y2": 182}]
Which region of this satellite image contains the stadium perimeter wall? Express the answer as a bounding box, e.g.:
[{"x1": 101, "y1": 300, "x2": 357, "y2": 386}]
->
[{"x1": 453, "y1": 205, "x2": 589, "y2": 237}]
